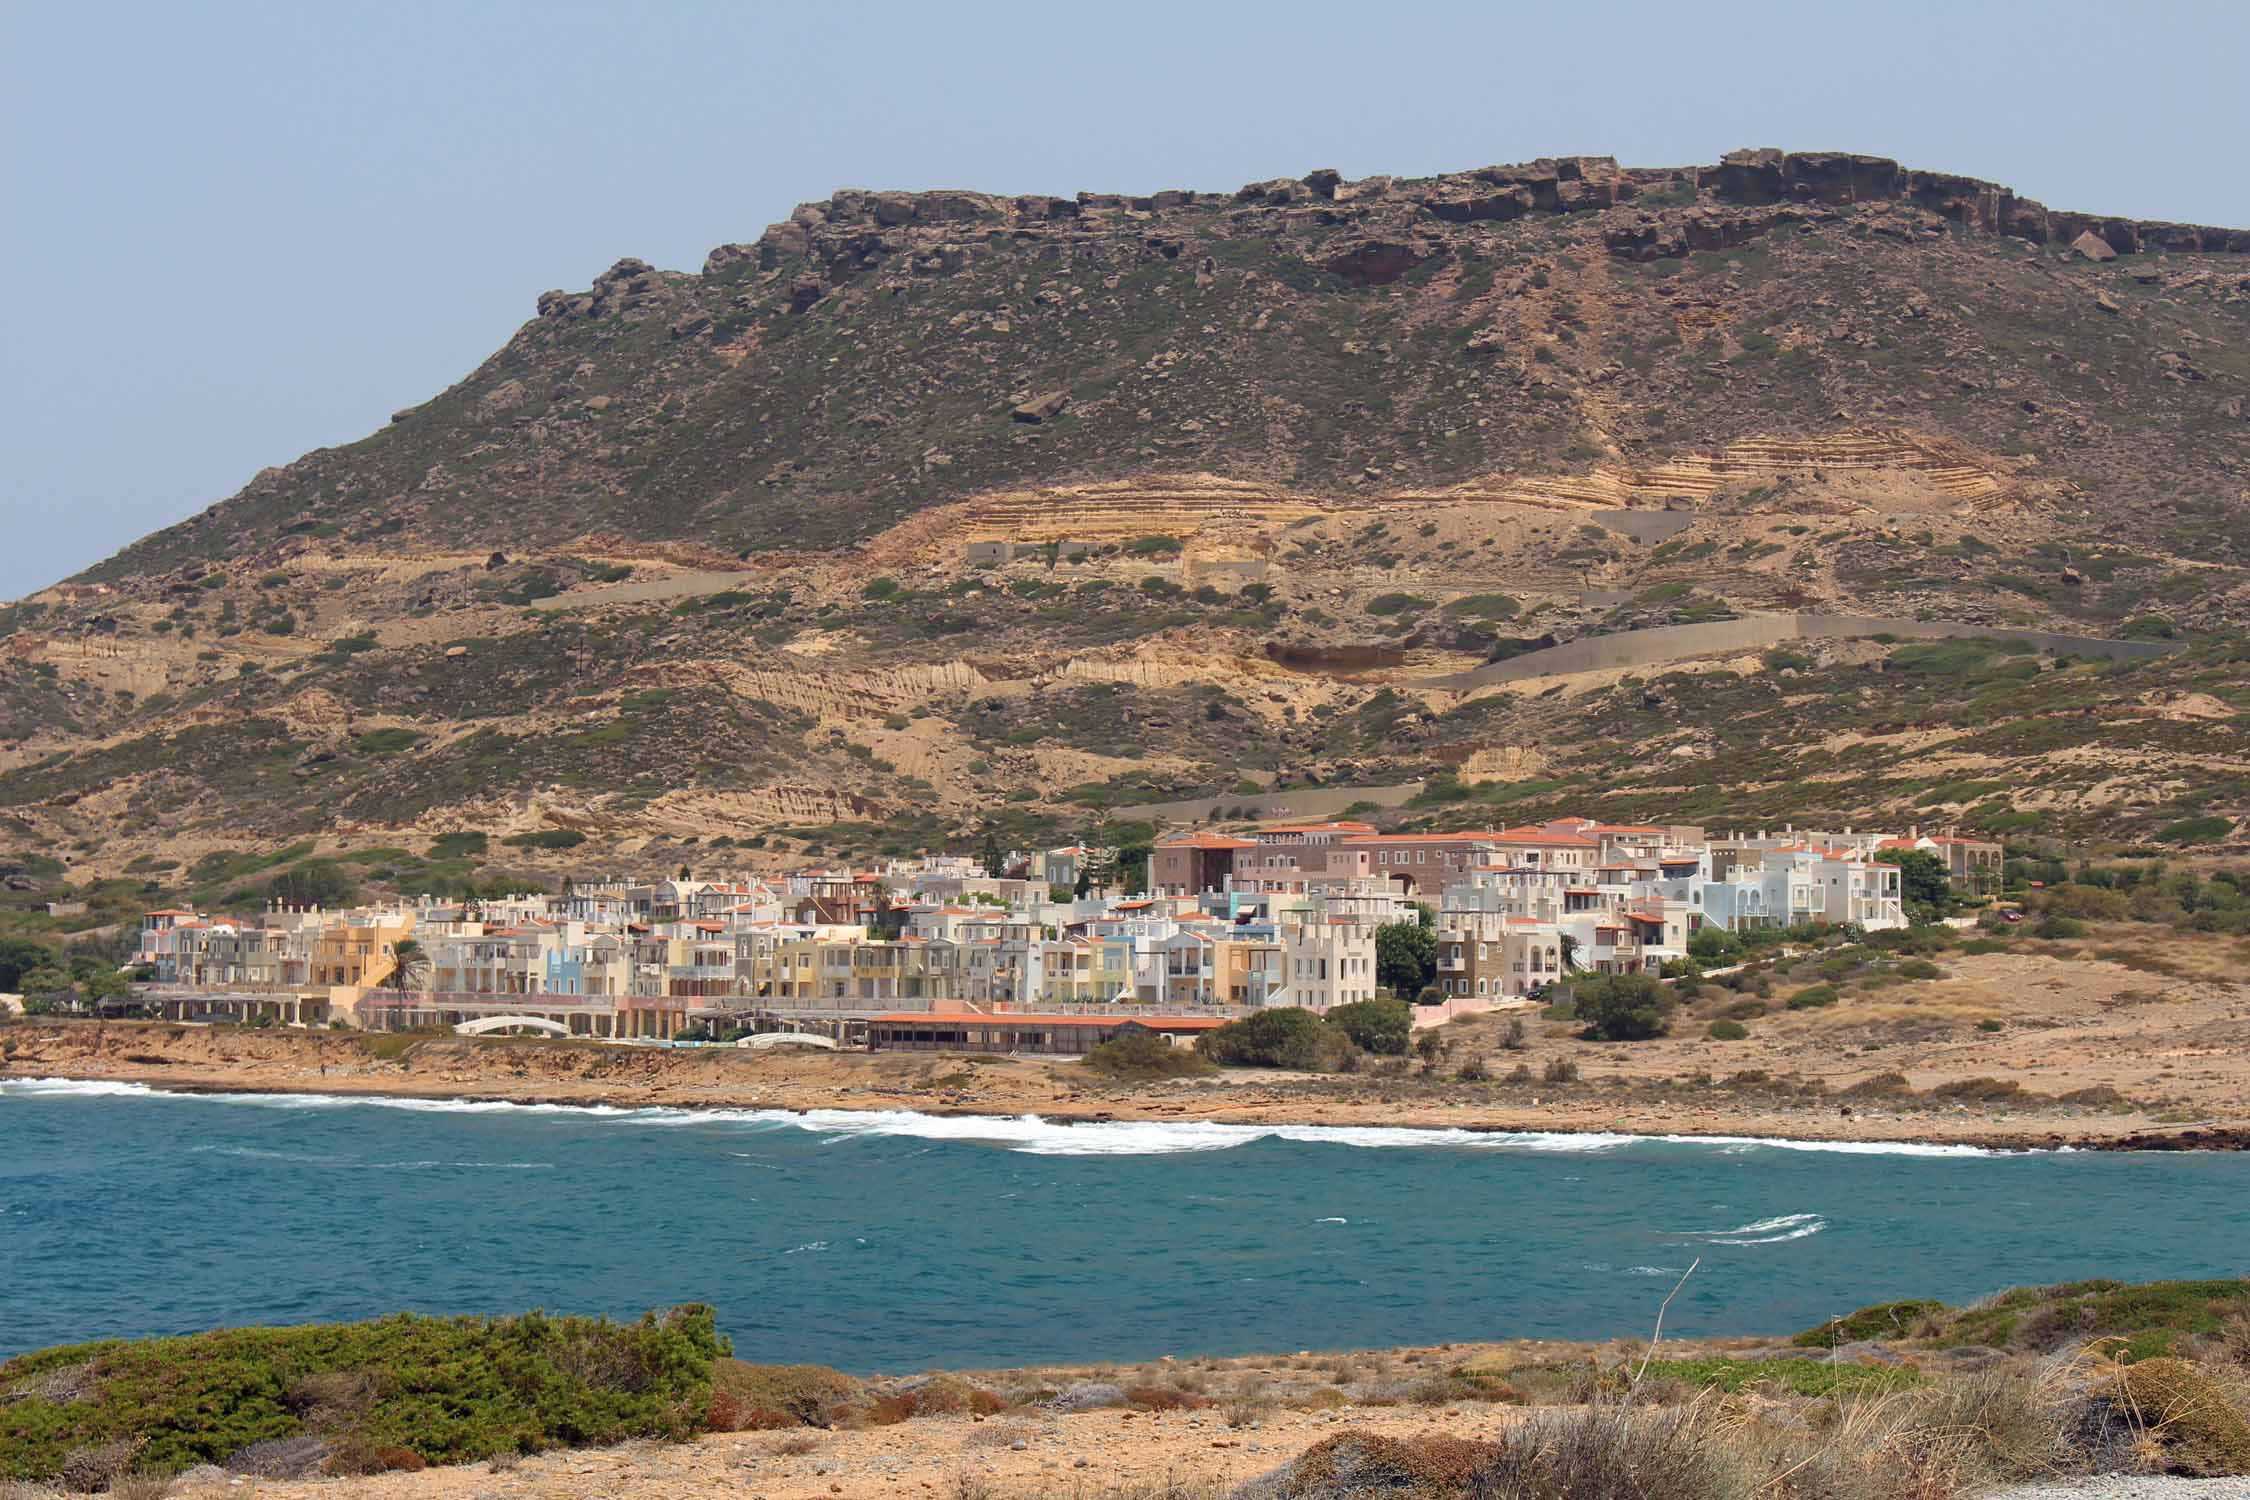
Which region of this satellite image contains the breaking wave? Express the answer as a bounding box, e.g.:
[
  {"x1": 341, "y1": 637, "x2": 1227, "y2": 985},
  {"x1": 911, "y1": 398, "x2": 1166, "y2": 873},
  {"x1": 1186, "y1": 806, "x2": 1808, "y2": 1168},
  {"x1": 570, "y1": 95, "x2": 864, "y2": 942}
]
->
[
  {"x1": 1674, "y1": 1213, "x2": 1829, "y2": 1245},
  {"x1": 2, "y1": 1079, "x2": 1998, "y2": 1158}
]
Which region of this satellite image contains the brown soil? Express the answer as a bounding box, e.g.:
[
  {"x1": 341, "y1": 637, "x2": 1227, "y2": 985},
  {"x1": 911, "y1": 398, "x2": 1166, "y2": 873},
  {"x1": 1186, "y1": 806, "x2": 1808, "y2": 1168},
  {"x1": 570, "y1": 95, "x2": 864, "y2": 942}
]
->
[
  {"x1": 208, "y1": 1333, "x2": 1700, "y2": 1500},
  {"x1": 221, "y1": 1403, "x2": 1519, "y2": 1500}
]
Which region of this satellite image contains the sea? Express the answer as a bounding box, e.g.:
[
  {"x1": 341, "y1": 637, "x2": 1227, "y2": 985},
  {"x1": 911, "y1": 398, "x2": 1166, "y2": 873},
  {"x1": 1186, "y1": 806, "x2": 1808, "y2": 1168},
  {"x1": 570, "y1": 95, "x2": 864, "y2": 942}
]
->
[{"x1": 3, "y1": 1078, "x2": 2245, "y2": 1370}]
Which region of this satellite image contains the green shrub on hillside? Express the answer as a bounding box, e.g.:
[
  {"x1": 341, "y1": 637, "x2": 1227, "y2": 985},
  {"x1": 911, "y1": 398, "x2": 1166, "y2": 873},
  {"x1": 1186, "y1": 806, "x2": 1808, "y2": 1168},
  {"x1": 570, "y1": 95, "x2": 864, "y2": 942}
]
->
[
  {"x1": 1798, "y1": 1279, "x2": 2250, "y2": 1362},
  {"x1": 353, "y1": 727, "x2": 423, "y2": 755},
  {"x1": 1440, "y1": 593, "x2": 1520, "y2": 621},
  {"x1": 1784, "y1": 983, "x2": 1840, "y2": 1010},
  {"x1": 1575, "y1": 974, "x2": 1672, "y2": 1041},
  {"x1": 1640, "y1": 1357, "x2": 1920, "y2": 1399},
  {"x1": 502, "y1": 829, "x2": 588, "y2": 851},
  {"x1": 0, "y1": 1307, "x2": 726, "y2": 1482},
  {"x1": 1790, "y1": 1299, "x2": 1946, "y2": 1347}
]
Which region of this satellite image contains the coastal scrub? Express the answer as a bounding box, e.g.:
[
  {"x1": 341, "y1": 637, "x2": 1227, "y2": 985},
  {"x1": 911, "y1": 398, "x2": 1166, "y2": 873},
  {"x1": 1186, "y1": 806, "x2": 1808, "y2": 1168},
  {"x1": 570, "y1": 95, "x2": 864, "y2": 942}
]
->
[{"x1": 0, "y1": 1306, "x2": 726, "y2": 1482}]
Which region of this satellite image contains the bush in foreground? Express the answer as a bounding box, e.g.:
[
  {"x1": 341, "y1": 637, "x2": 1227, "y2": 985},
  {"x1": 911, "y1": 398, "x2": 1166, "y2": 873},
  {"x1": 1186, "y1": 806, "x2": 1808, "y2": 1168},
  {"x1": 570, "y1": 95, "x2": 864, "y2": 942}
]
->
[
  {"x1": 706, "y1": 1360, "x2": 862, "y2": 1431},
  {"x1": 2108, "y1": 1356, "x2": 2250, "y2": 1475},
  {"x1": 1239, "y1": 1373, "x2": 2102, "y2": 1499},
  {"x1": 0, "y1": 1306, "x2": 726, "y2": 1483}
]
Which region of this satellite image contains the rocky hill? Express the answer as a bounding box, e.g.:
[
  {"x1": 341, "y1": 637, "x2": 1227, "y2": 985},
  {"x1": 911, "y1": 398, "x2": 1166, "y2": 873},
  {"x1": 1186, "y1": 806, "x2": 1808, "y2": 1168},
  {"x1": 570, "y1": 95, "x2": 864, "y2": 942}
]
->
[{"x1": 5, "y1": 148, "x2": 2249, "y2": 901}]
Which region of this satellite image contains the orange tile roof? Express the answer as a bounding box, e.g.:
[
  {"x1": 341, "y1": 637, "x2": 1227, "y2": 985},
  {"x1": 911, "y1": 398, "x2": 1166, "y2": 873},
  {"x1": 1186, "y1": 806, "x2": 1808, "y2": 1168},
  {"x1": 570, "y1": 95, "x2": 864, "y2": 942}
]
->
[
  {"x1": 1257, "y1": 821, "x2": 1377, "y2": 835},
  {"x1": 1341, "y1": 831, "x2": 1510, "y2": 845},
  {"x1": 1157, "y1": 834, "x2": 1256, "y2": 850},
  {"x1": 868, "y1": 1013, "x2": 1229, "y2": 1030}
]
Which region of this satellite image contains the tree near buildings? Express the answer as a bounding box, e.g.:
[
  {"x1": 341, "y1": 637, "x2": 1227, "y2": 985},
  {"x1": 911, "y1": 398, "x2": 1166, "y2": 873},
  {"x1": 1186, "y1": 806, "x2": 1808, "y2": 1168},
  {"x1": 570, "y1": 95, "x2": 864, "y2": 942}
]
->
[
  {"x1": 387, "y1": 939, "x2": 430, "y2": 992},
  {"x1": 1327, "y1": 996, "x2": 1413, "y2": 1056},
  {"x1": 1575, "y1": 973, "x2": 1674, "y2": 1042},
  {"x1": 0, "y1": 937, "x2": 55, "y2": 993},
  {"x1": 1375, "y1": 921, "x2": 1437, "y2": 997},
  {"x1": 1875, "y1": 848, "x2": 1953, "y2": 918},
  {"x1": 1196, "y1": 1007, "x2": 1351, "y2": 1071}
]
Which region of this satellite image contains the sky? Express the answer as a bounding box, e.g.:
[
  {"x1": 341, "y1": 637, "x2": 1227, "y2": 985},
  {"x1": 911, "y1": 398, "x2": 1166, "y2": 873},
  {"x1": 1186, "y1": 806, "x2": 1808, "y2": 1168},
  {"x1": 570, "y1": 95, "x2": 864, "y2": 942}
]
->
[{"x1": 4, "y1": 0, "x2": 2247, "y2": 599}]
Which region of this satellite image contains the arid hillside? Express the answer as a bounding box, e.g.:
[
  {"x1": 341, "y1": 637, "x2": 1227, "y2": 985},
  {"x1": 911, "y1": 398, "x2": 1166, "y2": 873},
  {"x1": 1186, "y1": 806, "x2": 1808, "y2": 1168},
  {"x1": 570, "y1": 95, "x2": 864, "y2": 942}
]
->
[{"x1": 2, "y1": 148, "x2": 2248, "y2": 895}]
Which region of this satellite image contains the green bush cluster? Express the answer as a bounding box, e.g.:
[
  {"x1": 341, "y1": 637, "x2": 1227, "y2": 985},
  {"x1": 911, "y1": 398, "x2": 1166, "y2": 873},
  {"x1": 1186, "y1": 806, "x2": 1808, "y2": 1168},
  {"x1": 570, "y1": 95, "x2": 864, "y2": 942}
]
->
[
  {"x1": 0, "y1": 1307, "x2": 727, "y2": 1482},
  {"x1": 1197, "y1": 1007, "x2": 1351, "y2": 1070},
  {"x1": 1640, "y1": 1357, "x2": 1920, "y2": 1399},
  {"x1": 1082, "y1": 1029, "x2": 1217, "y2": 1080},
  {"x1": 1325, "y1": 996, "x2": 1413, "y2": 1056},
  {"x1": 1574, "y1": 974, "x2": 1672, "y2": 1041},
  {"x1": 502, "y1": 829, "x2": 589, "y2": 851},
  {"x1": 1798, "y1": 1279, "x2": 2250, "y2": 1362}
]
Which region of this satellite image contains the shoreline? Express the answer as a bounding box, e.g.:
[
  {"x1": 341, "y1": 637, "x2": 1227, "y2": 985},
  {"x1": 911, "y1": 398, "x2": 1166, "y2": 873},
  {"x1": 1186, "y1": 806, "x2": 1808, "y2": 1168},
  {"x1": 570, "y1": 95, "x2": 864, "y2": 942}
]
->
[
  {"x1": 8, "y1": 1060, "x2": 2246, "y2": 1154},
  {"x1": 5, "y1": 1015, "x2": 2246, "y2": 1153}
]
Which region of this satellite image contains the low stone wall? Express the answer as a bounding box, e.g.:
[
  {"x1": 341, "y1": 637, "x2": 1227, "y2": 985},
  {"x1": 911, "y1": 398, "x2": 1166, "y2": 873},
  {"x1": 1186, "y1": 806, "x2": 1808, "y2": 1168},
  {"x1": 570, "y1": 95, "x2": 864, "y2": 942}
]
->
[{"x1": 1421, "y1": 613, "x2": 2174, "y2": 691}]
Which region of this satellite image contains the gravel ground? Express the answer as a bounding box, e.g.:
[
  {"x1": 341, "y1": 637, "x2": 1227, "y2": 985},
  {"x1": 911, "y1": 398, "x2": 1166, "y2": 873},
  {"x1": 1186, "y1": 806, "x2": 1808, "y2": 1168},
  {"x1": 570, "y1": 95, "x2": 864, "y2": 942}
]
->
[{"x1": 1989, "y1": 1480, "x2": 2250, "y2": 1498}]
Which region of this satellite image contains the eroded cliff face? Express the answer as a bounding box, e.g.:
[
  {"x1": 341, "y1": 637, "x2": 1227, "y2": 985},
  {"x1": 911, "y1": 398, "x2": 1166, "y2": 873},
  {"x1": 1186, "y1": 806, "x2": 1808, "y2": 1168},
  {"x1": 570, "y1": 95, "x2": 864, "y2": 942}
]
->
[
  {"x1": 713, "y1": 148, "x2": 2250, "y2": 308},
  {"x1": 83, "y1": 145, "x2": 2250, "y2": 590},
  {"x1": 4, "y1": 149, "x2": 2246, "y2": 879}
]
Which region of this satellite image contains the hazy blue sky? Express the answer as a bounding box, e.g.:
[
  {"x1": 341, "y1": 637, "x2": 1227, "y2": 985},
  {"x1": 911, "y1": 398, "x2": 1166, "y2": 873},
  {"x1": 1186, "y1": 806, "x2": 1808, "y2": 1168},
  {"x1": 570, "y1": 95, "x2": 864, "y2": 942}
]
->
[{"x1": 4, "y1": 0, "x2": 2247, "y2": 598}]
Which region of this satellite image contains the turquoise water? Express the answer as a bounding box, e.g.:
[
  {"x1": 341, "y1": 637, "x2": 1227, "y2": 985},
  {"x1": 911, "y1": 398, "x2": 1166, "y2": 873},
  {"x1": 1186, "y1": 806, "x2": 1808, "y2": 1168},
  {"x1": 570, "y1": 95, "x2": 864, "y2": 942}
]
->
[{"x1": 3, "y1": 1078, "x2": 2246, "y2": 1370}]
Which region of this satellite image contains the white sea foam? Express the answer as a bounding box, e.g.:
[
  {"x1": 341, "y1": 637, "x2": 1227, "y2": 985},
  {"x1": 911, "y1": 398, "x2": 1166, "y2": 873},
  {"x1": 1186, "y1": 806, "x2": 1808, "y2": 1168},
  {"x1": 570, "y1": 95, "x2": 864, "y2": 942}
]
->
[
  {"x1": 1314, "y1": 1216, "x2": 1349, "y2": 1224},
  {"x1": 1674, "y1": 1212, "x2": 1829, "y2": 1245},
  {"x1": 188, "y1": 1144, "x2": 550, "y2": 1170},
  {"x1": 1, "y1": 1078, "x2": 163, "y2": 1099},
  {"x1": 0, "y1": 1078, "x2": 2008, "y2": 1158}
]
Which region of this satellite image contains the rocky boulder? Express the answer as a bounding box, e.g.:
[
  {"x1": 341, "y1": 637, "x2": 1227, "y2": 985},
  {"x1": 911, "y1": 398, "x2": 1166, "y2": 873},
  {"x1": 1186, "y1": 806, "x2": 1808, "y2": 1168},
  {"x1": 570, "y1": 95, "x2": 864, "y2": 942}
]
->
[
  {"x1": 1011, "y1": 390, "x2": 1070, "y2": 423},
  {"x1": 1320, "y1": 238, "x2": 1439, "y2": 288},
  {"x1": 2071, "y1": 229, "x2": 2119, "y2": 262}
]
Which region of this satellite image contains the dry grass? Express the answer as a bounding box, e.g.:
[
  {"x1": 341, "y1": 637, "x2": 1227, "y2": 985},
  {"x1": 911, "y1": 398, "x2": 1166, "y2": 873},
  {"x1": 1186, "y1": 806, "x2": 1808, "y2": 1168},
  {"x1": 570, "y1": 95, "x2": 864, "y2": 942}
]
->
[{"x1": 761, "y1": 1431, "x2": 823, "y2": 1457}]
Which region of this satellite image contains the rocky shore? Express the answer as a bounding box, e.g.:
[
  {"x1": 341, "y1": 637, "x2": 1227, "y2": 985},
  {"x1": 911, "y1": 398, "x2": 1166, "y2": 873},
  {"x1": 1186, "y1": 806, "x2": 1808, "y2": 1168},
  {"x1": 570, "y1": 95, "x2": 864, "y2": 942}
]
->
[{"x1": 4, "y1": 1017, "x2": 2243, "y2": 1152}]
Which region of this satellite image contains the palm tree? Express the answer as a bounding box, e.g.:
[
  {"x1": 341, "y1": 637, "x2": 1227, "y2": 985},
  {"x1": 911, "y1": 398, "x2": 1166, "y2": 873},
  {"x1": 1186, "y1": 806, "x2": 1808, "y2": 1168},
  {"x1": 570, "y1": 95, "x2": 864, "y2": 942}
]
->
[
  {"x1": 386, "y1": 938, "x2": 430, "y2": 993},
  {"x1": 1558, "y1": 934, "x2": 1581, "y2": 973}
]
